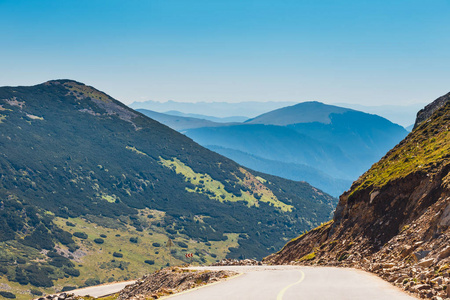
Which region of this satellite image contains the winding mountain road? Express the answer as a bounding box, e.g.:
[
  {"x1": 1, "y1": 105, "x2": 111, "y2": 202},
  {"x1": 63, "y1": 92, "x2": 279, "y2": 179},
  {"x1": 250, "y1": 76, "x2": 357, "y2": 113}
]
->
[{"x1": 164, "y1": 266, "x2": 417, "y2": 300}]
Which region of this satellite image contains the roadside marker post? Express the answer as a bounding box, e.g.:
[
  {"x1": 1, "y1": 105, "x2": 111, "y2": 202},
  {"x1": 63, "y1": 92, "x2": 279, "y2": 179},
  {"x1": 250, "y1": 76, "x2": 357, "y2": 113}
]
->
[{"x1": 185, "y1": 253, "x2": 193, "y2": 264}]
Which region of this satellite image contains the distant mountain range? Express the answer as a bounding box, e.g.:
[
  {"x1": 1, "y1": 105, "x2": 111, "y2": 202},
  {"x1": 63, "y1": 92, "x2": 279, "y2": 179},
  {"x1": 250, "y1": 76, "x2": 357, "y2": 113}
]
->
[
  {"x1": 129, "y1": 100, "x2": 295, "y2": 119},
  {"x1": 139, "y1": 102, "x2": 408, "y2": 196},
  {"x1": 131, "y1": 100, "x2": 426, "y2": 128},
  {"x1": 0, "y1": 80, "x2": 336, "y2": 296}
]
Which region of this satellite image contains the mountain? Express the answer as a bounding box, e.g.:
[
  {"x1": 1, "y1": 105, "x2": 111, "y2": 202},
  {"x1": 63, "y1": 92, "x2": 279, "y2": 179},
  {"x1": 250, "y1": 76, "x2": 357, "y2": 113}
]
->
[
  {"x1": 0, "y1": 80, "x2": 336, "y2": 297},
  {"x1": 129, "y1": 100, "x2": 297, "y2": 119},
  {"x1": 184, "y1": 102, "x2": 408, "y2": 195},
  {"x1": 136, "y1": 109, "x2": 233, "y2": 131},
  {"x1": 164, "y1": 111, "x2": 248, "y2": 123},
  {"x1": 265, "y1": 92, "x2": 450, "y2": 299},
  {"x1": 334, "y1": 102, "x2": 427, "y2": 127},
  {"x1": 136, "y1": 107, "x2": 352, "y2": 197},
  {"x1": 245, "y1": 101, "x2": 350, "y2": 125},
  {"x1": 206, "y1": 146, "x2": 352, "y2": 197}
]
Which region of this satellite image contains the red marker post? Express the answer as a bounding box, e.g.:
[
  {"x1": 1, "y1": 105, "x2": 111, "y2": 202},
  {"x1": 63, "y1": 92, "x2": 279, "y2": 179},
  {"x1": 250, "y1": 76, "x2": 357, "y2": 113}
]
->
[{"x1": 185, "y1": 253, "x2": 193, "y2": 264}]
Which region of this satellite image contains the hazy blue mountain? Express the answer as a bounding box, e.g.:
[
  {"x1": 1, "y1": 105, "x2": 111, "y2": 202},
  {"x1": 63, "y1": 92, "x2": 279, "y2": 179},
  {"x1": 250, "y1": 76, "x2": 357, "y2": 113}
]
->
[
  {"x1": 334, "y1": 102, "x2": 427, "y2": 127},
  {"x1": 164, "y1": 110, "x2": 249, "y2": 123},
  {"x1": 185, "y1": 124, "x2": 353, "y2": 180},
  {"x1": 245, "y1": 101, "x2": 350, "y2": 125},
  {"x1": 206, "y1": 146, "x2": 352, "y2": 197},
  {"x1": 184, "y1": 102, "x2": 408, "y2": 191},
  {"x1": 129, "y1": 100, "x2": 296, "y2": 118},
  {"x1": 136, "y1": 109, "x2": 235, "y2": 130}
]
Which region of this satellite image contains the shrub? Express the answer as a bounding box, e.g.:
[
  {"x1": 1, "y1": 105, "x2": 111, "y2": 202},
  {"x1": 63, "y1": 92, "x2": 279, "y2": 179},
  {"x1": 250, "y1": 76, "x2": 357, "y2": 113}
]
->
[
  {"x1": 66, "y1": 221, "x2": 76, "y2": 227},
  {"x1": 63, "y1": 268, "x2": 80, "y2": 277},
  {"x1": 100, "y1": 234, "x2": 107, "y2": 238},
  {"x1": 0, "y1": 291, "x2": 16, "y2": 299},
  {"x1": 73, "y1": 232, "x2": 88, "y2": 239},
  {"x1": 129, "y1": 237, "x2": 138, "y2": 243},
  {"x1": 166, "y1": 229, "x2": 177, "y2": 235},
  {"x1": 16, "y1": 258, "x2": 26, "y2": 264},
  {"x1": 152, "y1": 242, "x2": 160, "y2": 247},
  {"x1": 112, "y1": 252, "x2": 123, "y2": 258},
  {"x1": 30, "y1": 289, "x2": 42, "y2": 296},
  {"x1": 94, "y1": 238, "x2": 104, "y2": 244},
  {"x1": 61, "y1": 286, "x2": 76, "y2": 292},
  {"x1": 144, "y1": 260, "x2": 154, "y2": 265},
  {"x1": 177, "y1": 242, "x2": 188, "y2": 249},
  {"x1": 84, "y1": 278, "x2": 100, "y2": 287}
]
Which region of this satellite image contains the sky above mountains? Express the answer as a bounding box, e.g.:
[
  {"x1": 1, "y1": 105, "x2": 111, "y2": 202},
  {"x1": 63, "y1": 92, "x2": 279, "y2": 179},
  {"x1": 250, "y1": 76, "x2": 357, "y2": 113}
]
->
[{"x1": 1, "y1": 0, "x2": 449, "y2": 105}]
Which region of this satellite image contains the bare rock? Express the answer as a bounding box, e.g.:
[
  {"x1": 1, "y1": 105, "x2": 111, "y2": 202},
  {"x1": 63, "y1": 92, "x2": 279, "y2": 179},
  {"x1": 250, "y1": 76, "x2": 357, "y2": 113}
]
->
[{"x1": 417, "y1": 258, "x2": 434, "y2": 268}]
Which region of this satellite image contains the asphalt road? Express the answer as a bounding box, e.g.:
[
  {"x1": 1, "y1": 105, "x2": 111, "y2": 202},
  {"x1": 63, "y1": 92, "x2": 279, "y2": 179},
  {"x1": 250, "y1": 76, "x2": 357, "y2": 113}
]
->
[
  {"x1": 162, "y1": 266, "x2": 417, "y2": 300},
  {"x1": 70, "y1": 280, "x2": 136, "y2": 298}
]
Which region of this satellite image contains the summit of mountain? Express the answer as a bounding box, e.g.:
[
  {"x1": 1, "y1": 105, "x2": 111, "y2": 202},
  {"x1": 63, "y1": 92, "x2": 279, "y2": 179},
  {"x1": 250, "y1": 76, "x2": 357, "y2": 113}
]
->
[
  {"x1": 0, "y1": 80, "x2": 336, "y2": 296},
  {"x1": 245, "y1": 101, "x2": 351, "y2": 125},
  {"x1": 265, "y1": 91, "x2": 450, "y2": 299}
]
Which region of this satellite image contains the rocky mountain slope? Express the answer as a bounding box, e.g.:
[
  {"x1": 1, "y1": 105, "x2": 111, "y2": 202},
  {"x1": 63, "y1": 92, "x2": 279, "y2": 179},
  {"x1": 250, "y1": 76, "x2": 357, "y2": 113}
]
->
[
  {"x1": 0, "y1": 80, "x2": 336, "y2": 298},
  {"x1": 265, "y1": 92, "x2": 450, "y2": 299}
]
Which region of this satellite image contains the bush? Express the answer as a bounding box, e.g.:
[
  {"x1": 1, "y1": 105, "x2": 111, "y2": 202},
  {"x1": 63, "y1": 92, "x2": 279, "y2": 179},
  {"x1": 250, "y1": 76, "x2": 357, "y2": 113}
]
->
[
  {"x1": 100, "y1": 234, "x2": 107, "y2": 238},
  {"x1": 112, "y1": 252, "x2": 123, "y2": 258},
  {"x1": 63, "y1": 268, "x2": 80, "y2": 277},
  {"x1": 49, "y1": 256, "x2": 74, "y2": 268},
  {"x1": 0, "y1": 266, "x2": 7, "y2": 274},
  {"x1": 177, "y1": 241, "x2": 188, "y2": 248},
  {"x1": 84, "y1": 278, "x2": 100, "y2": 287},
  {"x1": 30, "y1": 289, "x2": 42, "y2": 296},
  {"x1": 61, "y1": 286, "x2": 76, "y2": 292},
  {"x1": 129, "y1": 237, "x2": 138, "y2": 243},
  {"x1": 66, "y1": 221, "x2": 76, "y2": 227},
  {"x1": 73, "y1": 232, "x2": 88, "y2": 239},
  {"x1": 0, "y1": 291, "x2": 16, "y2": 299},
  {"x1": 144, "y1": 260, "x2": 154, "y2": 265},
  {"x1": 93, "y1": 238, "x2": 104, "y2": 244},
  {"x1": 16, "y1": 258, "x2": 26, "y2": 264},
  {"x1": 152, "y1": 242, "x2": 160, "y2": 247}
]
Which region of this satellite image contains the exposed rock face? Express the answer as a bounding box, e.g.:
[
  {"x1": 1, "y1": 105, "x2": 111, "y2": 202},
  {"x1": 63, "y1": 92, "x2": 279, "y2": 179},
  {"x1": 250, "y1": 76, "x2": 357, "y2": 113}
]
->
[
  {"x1": 118, "y1": 267, "x2": 237, "y2": 300},
  {"x1": 265, "y1": 92, "x2": 450, "y2": 299},
  {"x1": 414, "y1": 91, "x2": 450, "y2": 129}
]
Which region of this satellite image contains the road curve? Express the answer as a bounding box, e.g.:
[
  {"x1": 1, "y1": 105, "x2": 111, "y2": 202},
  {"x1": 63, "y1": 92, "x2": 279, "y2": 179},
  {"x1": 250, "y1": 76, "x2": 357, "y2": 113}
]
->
[{"x1": 163, "y1": 266, "x2": 417, "y2": 300}]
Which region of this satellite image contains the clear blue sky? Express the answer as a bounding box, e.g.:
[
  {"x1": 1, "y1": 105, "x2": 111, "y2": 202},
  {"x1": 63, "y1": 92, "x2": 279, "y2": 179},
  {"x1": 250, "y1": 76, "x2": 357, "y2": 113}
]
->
[{"x1": 1, "y1": 0, "x2": 449, "y2": 105}]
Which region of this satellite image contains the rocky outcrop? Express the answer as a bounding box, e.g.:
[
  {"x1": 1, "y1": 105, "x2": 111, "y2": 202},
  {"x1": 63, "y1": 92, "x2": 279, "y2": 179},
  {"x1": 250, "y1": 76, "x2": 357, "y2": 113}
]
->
[
  {"x1": 265, "y1": 92, "x2": 450, "y2": 299},
  {"x1": 414, "y1": 91, "x2": 450, "y2": 129},
  {"x1": 118, "y1": 267, "x2": 237, "y2": 300}
]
